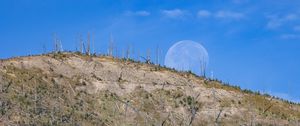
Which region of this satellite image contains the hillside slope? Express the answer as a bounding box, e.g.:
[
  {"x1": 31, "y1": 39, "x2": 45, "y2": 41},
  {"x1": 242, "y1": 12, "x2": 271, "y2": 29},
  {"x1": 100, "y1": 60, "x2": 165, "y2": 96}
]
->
[{"x1": 0, "y1": 52, "x2": 299, "y2": 125}]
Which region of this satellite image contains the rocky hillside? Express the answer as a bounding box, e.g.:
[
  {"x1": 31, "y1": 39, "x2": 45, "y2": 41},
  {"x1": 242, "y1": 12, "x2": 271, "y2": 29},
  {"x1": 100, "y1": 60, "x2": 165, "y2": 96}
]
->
[{"x1": 0, "y1": 52, "x2": 299, "y2": 125}]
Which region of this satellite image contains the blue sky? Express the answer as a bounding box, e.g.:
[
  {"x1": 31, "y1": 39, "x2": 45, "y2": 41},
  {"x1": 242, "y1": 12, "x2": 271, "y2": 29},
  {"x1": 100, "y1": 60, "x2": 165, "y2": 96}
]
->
[{"x1": 1, "y1": 0, "x2": 300, "y2": 102}]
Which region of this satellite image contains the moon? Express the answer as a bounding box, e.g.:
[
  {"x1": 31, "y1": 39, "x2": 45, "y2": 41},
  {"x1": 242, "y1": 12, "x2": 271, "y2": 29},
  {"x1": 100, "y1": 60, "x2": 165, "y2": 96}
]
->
[{"x1": 164, "y1": 40, "x2": 209, "y2": 76}]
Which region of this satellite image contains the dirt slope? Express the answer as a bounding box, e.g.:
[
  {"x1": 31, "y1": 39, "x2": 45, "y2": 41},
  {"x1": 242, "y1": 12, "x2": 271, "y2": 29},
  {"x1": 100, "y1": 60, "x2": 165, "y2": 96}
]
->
[{"x1": 0, "y1": 52, "x2": 299, "y2": 125}]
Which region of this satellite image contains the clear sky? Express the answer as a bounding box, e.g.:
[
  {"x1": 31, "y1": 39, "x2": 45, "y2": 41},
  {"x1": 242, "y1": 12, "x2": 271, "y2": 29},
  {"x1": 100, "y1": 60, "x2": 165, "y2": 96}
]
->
[{"x1": 1, "y1": 0, "x2": 300, "y2": 102}]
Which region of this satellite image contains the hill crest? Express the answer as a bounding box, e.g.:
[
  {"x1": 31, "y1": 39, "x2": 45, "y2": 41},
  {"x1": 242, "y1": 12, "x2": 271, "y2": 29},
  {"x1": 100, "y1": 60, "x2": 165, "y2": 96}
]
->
[{"x1": 0, "y1": 52, "x2": 299, "y2": 125}]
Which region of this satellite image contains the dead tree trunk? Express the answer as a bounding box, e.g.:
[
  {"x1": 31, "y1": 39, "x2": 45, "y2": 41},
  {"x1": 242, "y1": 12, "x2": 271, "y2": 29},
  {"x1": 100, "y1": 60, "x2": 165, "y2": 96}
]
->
[
  {"x1": 87, "y1": 32, "x2": 91, "y2": 55},
  {"x1": 215, "y1": 109, "x2": 223, "y2": 125},
  {"x1": 79, "y1": 34, "x2": 83, "y2": 54},
  {"x1": 53, "y1": 33, "x2": 58, "y2": 53},
  {"x1": 92, "y1": 32, "x2": 95, "y2": 54},
  {"x1": 147, "y1": 49, "x2": 151, "y2": 63},
  {"x1": 156, "y1": 45, "x2": 160, "y2": 65},
  {"x1": 200, "y1": 56, "x2": 207, "y2": 77},
  {"x1": 108, "y1": 33, "x2": 114, "y2": 56},
  {"x1": 126, "y1": 45, "x2": 131, "y2": 60}
]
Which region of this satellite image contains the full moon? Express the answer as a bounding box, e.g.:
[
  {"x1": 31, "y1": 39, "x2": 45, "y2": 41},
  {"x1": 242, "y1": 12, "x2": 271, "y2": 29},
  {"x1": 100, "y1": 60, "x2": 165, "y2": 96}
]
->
[{"x1": 164, "y1": 40, "x2": 209, "y2": 76}]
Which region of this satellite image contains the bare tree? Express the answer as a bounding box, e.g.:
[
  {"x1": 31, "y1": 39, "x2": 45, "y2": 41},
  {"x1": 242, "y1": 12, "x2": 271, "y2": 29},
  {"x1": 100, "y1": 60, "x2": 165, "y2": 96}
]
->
[
  {"x1": 115, "y1": 46, "x2": 119, "y2": 58},
  {"x1": 126, "y1": 45, "x2": 131, "y2": 60},
  {"x1": 79, "y1": 34, "x2": 83, "y2": 54},
  {"x1": 86, "y1": 32, "x2": 91, "y2": 55},
  {"x1": 200, "y1": 56, "x2": 207, "y2": 77},
  {"x1": 147, "y1": 49, "x2": 151, "y2": 62},
  {"x1": 140, "y1": 49, "x2": 151, "y2": 64},
  {"x1": 156, "y1": 45, "x2": 160, "y2": 65},
  {"x1": 108, "y1": 33, "x2": 114, "y2": 56},
  {"x1": 59, "y1": 40, "x2": 63, "y2": 52},
  {"x1": 53, "y1": 33, "x2": 58, "y2": 53},
  {"x1": 53, "y1": 33, "x2": 63, "y2": 53},
  {"x1": 82, "y1": 42, "x2": 87, "y2": 54},
  {"x1": 92, "y1": 32, "x2": 95, "y2": 54}
]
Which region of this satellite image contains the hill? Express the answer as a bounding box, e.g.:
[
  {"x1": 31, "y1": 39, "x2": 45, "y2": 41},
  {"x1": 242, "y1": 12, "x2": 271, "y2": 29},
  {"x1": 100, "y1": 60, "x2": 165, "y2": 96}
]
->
[{"x1": 0, "y1": 52, "x2": 299, "y2": 125}]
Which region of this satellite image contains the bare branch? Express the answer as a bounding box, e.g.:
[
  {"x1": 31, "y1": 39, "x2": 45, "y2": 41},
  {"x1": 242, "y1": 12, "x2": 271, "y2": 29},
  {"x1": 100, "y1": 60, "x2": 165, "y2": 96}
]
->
[{"x1": 215, "y1": 109, "x2": 223, "y2": 124}]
